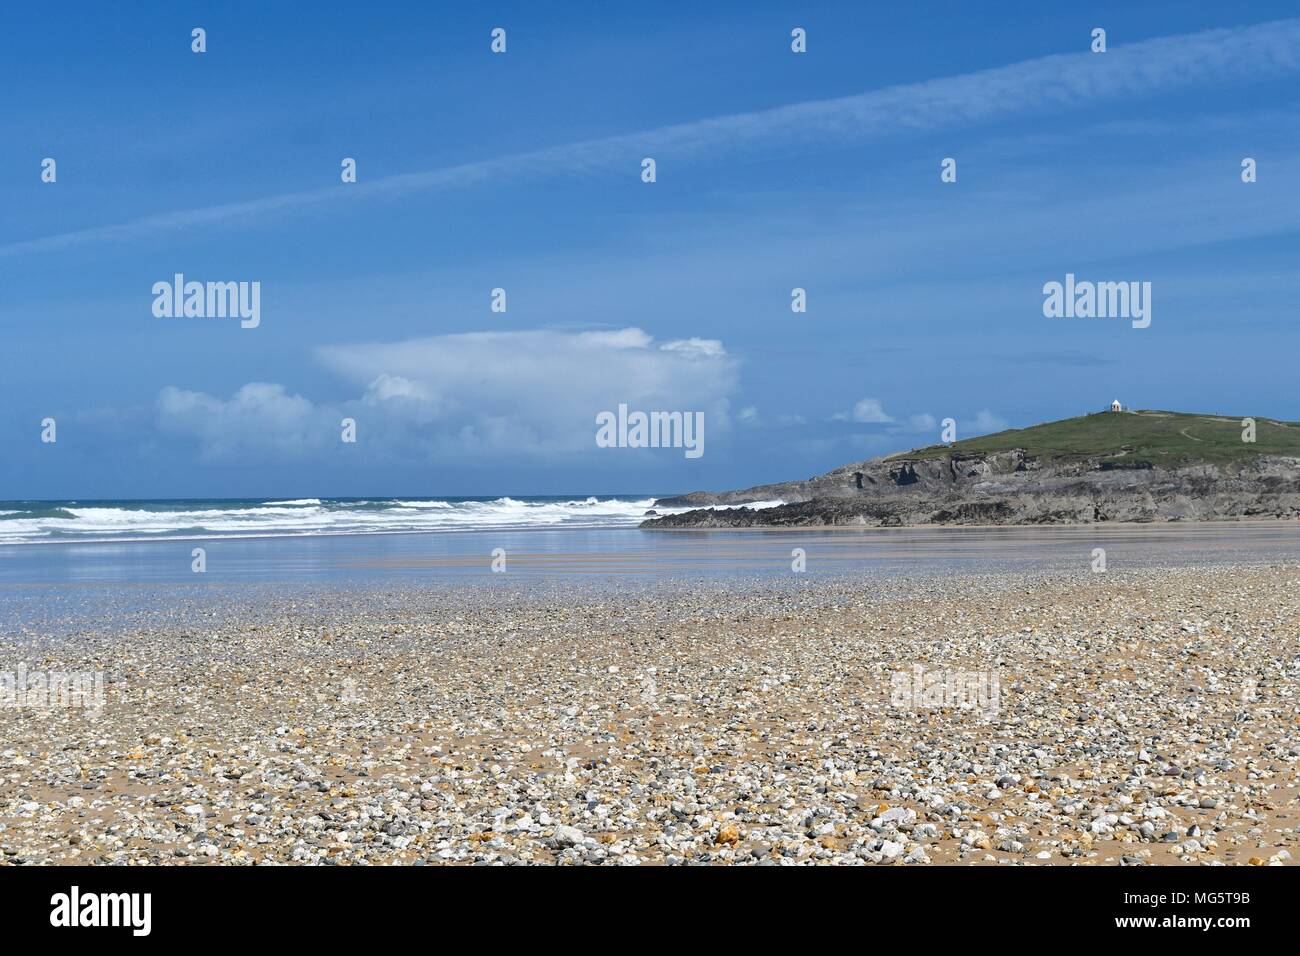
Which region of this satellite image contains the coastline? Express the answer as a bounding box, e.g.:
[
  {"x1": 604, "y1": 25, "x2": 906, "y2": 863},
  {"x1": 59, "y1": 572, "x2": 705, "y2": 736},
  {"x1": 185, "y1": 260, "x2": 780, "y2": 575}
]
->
[{"x1": 640, "y1": 516, "x2": 1300, "y2": 532}]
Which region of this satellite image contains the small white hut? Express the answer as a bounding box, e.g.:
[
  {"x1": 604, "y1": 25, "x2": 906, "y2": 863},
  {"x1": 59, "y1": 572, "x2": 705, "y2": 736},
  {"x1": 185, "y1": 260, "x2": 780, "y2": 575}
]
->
[{"x1": 1110, "y1": 399, "x2": 1122, "y2": 412}]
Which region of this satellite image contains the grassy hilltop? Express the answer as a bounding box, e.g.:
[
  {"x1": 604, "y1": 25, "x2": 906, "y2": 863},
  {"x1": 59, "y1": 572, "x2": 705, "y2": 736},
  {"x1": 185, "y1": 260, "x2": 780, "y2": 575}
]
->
[
  {"x1": 647, "y1": 408, "x2": 1300, "y2": 526},
  {"x1": 894, "y1": 410, "x2": 1300, "y2": 468}
]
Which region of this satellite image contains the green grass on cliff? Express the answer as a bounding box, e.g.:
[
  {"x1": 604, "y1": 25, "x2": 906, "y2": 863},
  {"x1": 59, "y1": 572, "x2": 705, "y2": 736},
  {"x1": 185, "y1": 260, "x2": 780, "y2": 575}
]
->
[{"x1": 893, "y1": 410, "x2": 1300, "y2": 467}]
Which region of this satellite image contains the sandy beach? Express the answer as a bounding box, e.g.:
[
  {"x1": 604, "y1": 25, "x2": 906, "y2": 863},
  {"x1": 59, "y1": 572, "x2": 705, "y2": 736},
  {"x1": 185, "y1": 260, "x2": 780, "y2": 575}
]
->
[{"x1": 1, "y1": 563, "x2": 1296, "y2": 865}]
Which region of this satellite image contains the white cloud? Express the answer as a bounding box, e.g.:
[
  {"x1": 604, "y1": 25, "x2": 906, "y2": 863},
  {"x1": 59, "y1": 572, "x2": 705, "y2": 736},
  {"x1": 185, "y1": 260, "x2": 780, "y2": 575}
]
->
[
  {"x1": 318, "y1": 328, "x2": 737, "y2": 454},
  {"x1": 865, "y1": 412, "x2": 940, "y2": 436},
  {"x1": 359, "y1": 374, "x2": 443, "y2": 424},
  {"x1": 157, "y1": 383, "x2": 327, "y2": 458},
  {"x1": 971, "y1": 410, "x2": 1009, "y2": 435},
  {"x1": 157, "y1": 328, "x2": 740, "y2": 461},
  {"x1": 659, "y1": 337, "x2": 726, "y2": 358},
  {"x1": 737, "y1": 406, "x2": 807, "y2": 429},
  {"x1": 834, "y1": 398, "x2": 895, "y2": 424},
  {"x1": 362, "y1": 374, "x2": 434, "y2": 403},
  {"x1": 902, "y1": 413, "x2": 937, "y2": 433}
]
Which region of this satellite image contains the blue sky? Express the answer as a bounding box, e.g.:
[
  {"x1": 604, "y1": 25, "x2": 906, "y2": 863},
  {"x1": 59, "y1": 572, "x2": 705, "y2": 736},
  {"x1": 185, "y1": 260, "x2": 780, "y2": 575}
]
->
[{"x1": 3, "y1": 1, "x2": 1299, "y2": 498}]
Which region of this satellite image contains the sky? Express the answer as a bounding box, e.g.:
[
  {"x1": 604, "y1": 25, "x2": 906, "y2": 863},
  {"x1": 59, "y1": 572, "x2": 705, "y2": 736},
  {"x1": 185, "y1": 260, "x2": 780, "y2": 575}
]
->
[{"x1": 3, "y1": 1, "x2": 1299, "y2": 499}]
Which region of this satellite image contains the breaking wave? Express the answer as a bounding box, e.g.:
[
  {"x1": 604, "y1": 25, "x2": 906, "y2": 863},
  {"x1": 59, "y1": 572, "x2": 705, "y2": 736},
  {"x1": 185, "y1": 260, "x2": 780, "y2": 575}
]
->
[{"x1": 0, "y1": 496, "x2": 784, "y2": 544}]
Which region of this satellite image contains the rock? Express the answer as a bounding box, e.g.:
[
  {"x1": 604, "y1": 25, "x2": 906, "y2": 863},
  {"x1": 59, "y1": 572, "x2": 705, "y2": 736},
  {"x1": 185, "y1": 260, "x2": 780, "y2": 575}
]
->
[
  {"x1": 879, "y1": 840, "x2": 905, "y2": 862},
  {"x1": 876, "y1": 807, "x2": 916, "y2": 826},
  {"x1": 2, "y1": 561, "x2": 1294, "y2": 869},
  {"x1": 553, "y1": 825, "x2": 585, "y2": 847},
  {"x1": 715, "y1": 823, "x2": 741, "y2": 846}
]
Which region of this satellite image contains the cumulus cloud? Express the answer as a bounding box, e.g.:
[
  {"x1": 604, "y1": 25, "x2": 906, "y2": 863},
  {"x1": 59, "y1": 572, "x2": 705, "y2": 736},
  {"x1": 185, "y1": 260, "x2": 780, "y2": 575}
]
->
[
  {"x1": 358, "y1": 374, "x2": 444, "y2": 424},
  {"x1": 157, "y1": 383, "x2": 329, "y2": 459},
  {"x1": 157, "y1": 328, "x2": 739, "y2": 461},
  {"x1": 316, "y1": 327, "x2": 737, "y2": 455},
  {"x1": 833, "y1": 398, "x2": 895, "y2": 424}
]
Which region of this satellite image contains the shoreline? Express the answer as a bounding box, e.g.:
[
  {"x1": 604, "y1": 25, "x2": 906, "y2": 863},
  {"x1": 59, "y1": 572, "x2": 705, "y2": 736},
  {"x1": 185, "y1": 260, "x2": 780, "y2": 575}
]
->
[
  {"x1": 640, "y1": 516, "x2": 1300, "y2": 532},
  {"x1": 3, "y1": 514, "x2": 1299, "y2": 549}
]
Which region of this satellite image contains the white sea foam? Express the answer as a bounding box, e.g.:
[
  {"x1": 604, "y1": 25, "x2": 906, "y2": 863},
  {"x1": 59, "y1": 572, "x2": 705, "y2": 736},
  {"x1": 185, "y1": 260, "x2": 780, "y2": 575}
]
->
[{"x1": 0, "y1": 497, "x2": 784, "y2": 544}]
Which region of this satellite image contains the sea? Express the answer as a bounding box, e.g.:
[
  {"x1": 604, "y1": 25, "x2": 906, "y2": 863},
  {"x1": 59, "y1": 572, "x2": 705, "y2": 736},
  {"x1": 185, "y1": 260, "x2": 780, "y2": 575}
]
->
[
  {"x1": 0, "y1": 495, "x2": 784, "y2": 585},
  {"x1": 1, "y1": 496, "x2": 1297, "y2": 634},
  {"x1": 0, "y1": 495, "x2": 696, "y2": 546}
]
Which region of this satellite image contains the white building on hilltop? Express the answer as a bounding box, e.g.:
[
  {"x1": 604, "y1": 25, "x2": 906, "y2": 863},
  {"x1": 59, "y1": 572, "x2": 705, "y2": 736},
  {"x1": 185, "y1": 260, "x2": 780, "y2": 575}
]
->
[{"x1": 1110, "y1": 399, "x2": 1123, "y2": 412}]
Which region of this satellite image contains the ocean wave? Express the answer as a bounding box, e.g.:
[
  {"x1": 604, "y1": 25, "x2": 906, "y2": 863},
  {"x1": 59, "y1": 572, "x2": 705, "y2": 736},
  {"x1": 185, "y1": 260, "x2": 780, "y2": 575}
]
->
[
  {"x1": 0, "y1": 497, "x2": 785, "y2": 545},
  {"x1": 0, "y1": 507, "x2": 79, "y2": 521}
]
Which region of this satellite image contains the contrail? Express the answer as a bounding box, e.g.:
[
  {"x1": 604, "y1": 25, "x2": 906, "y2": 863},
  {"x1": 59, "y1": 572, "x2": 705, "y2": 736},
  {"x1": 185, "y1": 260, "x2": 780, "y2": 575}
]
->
[{"x1": 5, "y1": 18, "x2": 1298, "y2": 258}]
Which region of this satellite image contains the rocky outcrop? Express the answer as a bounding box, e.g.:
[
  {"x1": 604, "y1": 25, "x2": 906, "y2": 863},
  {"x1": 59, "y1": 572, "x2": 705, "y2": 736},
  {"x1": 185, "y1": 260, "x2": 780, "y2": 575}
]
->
[{"x1": 644, "y1": 451, "x2": 1300, "y2": 528}]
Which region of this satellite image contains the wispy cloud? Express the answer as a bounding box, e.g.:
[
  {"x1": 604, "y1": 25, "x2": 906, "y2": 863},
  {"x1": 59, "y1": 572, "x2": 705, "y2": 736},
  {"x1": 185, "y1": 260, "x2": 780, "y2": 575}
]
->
[{"x1": 7, "y1": 18, "x2": 1299, "y2": 259}]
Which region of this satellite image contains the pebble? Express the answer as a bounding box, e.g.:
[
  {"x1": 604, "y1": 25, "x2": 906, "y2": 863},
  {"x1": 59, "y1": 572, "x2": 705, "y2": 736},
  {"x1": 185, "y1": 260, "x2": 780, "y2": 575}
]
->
[{"x1": 1, "y1": 565, "x2": 1296, "y2": 866}]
